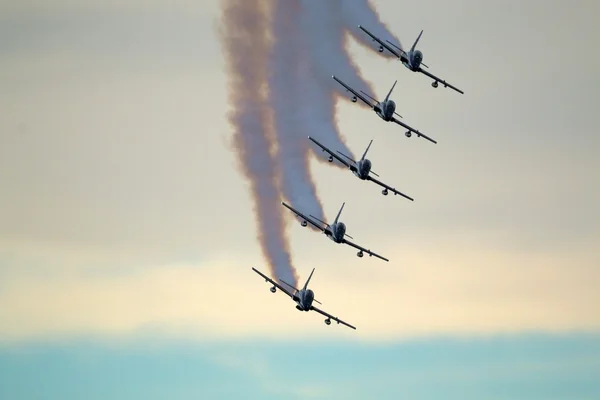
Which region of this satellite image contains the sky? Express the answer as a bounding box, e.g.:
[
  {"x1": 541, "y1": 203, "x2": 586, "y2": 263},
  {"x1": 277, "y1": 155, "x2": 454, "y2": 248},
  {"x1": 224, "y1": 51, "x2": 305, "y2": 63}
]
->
[{"x1": 0, "y1": 0, "x2": 599, "y2": 398}]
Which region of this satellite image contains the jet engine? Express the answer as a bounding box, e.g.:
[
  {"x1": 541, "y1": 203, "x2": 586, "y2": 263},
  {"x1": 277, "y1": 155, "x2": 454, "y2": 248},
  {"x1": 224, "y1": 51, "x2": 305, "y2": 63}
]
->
[
  {"x1": 325, "y1": 318, "x2": 331, "y2": 325},
  {"x1": 301, "y1": 220, "x2": 308, "y2": 227},
  {"x1": 270, "y1": 286, "x2": 276, "y2": 293},
  {"x1": 328, "y1": 155, "x2": 334, "y2": 162},
  {"x1": 432, "y1": 81, "x2": 438, "y2": 88},
  {"x1": 382, "y1": 189, "x2": 388, "y2": 196},
  {"x1": 405, "y1": 131, "x2": 412, "y2": 138},
  {"x1": 351, "y1": 96, "x2": 357, "y2": 103},
  {"x1": 378, "y1": 45, "x2": 384, "y2": 52},
  {"x1": 357, "y1": 250, "x2": 364, "y2": 258}
]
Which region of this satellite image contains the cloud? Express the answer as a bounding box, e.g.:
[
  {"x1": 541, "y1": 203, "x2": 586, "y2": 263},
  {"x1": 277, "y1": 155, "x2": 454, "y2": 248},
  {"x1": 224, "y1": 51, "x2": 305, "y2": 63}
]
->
[{"x1": 1, "y1": 234, "x2": 598, "y2": 343}]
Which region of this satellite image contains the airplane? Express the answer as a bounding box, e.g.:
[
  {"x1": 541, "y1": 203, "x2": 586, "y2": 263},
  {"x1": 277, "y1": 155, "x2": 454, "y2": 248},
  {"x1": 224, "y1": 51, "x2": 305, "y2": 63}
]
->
[
  {"x1": 358, "y1": 25, "x2": 464, "y2": 95},
  {"x1": 281, "y1": 200, "x2": 389, "y2": 262},
  {"x1": 332, "y1": 75, "x2": 437, "y2": 144},
  {"x1": 252, "y1": 267, "x2": 356, "y2": 330},
  {"x1": 308, "y1": 136, "x2": 414, "y2": 201}
]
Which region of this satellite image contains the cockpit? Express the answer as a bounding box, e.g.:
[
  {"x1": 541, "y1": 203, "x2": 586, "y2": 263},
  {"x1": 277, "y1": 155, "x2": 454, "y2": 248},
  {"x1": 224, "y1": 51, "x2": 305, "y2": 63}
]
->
[
  {"x1": 304, "y1": 289, "x2": 314, "y2": 308},
  {"x1": 334, "y1": 222, "x2": 346, "y2": 238},
  {"x1": 359, "y1": 159, "x2": 372, "y2": 177},
  {"x1": 411, "y1": 50, "x2": 423, "y2": 68},
  {"x1": 384, "y1": 100, "x2": 396, "y2": 118}
]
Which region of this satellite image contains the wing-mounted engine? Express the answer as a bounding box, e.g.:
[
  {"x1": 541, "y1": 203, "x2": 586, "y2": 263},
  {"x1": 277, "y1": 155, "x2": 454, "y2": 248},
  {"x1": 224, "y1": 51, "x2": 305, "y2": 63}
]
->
[{"x1": 358, "y1": 159, "x2": 372, "y2": 178}]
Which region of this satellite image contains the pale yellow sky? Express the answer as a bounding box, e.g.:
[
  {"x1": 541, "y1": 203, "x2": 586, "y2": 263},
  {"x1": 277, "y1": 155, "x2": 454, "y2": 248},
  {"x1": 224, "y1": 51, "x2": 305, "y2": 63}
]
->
[{"x1": 0, "y1": 0, "x2": 599, "y2": 341}]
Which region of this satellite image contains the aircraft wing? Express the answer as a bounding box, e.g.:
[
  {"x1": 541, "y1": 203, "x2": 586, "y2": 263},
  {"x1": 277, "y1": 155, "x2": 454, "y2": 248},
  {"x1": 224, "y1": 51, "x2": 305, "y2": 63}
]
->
[
  {"x1": 342, "y1": 238, "x2": 389, "y2": 262},
  {"x1": 311, "y1": 305, "x2": 356, "y2": 330},
  {"x1": 418, "y1": 68, "x2": 464, "y2": 95},
  {"x1": 252, "y1": 267, "x2": 294, "y2": 298},
  {"x1": 391, "y1": 116, "x2": 438, "y2": 144},
  {"x1": 332, "y1": 76, "x2": 375, "y2": 108},
  {"x1": 368, "y1": 176, "x2": 414, "y2": 201},
  {"x1": 281, "y1": 201, "x2": 326, "y2": 232},
  {"x1": 308, "y1": 136, "x2": 353, "y2": 169},
  {"x1": 358, "y1": 25, "x2": 406, "y2": 62}
]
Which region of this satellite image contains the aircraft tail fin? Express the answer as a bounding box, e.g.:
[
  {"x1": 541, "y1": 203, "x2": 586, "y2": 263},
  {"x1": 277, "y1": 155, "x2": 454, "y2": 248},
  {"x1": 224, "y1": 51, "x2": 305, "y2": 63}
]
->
[
  {"x1": 360, "y1": 140, "x2": 373, "y2": 161},
  {"x1": 384, "y1": 80, "x2": 397, "y2": 102},
  {"x1": 410, "y1": 30, "x2": 423, "y2": 52},
  {"x1": 333, "y1": 202, "x2": 345, "y2": 225},
  {"x1": 302, "y1": 268, "x2": 316, "y2": 291}
]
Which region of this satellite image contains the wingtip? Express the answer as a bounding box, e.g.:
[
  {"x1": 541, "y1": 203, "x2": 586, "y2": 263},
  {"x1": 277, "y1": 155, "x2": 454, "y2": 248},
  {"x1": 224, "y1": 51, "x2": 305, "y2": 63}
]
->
[{"x1": 358, "y1": 24, "x2": 361, "y2": 28}]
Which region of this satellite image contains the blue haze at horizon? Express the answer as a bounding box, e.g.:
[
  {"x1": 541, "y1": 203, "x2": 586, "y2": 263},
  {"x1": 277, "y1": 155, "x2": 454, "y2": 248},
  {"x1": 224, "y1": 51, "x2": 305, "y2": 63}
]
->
[{"x1": 1, "y1": 334, "x2": 599, "y2": 399}]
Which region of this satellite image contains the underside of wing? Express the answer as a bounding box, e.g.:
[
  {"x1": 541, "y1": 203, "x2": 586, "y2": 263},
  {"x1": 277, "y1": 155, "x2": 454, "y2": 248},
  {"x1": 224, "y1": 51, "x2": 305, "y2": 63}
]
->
[
  {"x1": 332, "y1": 76, "x2": 375, "y2": 108},
  {"x1": 252, "y1": 267, "x2": 294, "y2": 298},
  {"x1": 368, "y1": 176, "x2": 414, "y2": 201},
  {"x1": 419, "y1": 68, "x2": 464, "y2": 94},
  {"x1": 342, "y1": 239, "x2": 389, "y2": 262},
  {"x1": 311, "y1": 305, "x2": 356, "y2": 330},
  {"x1": 391, "y1": 117, "x2": 437, "y2": 144},
  {"x1": 281, "y1": 202, "x2": 326, "y2": 231},
  {"x1": 358, "y1": 25, "x2": 401, "y2": 59},
  {"x1": 308, "y1": 136, "x2": 352, "y2": 168}
]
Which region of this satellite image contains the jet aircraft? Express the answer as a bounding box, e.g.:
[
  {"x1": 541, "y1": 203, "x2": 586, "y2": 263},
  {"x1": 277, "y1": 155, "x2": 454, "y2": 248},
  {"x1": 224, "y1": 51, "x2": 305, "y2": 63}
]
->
[
  {"x1": 332, "y1": 75, "x2": 437, "y2": 144},
  {"x1": 358, "y1": 25, "x2": 464, "y2": 95},
  {"x1": 281, "y1": 201, "x2": 389, "y2": 262},
  {"x1": 252, "y1": 267, "x2": 356, "y2": 330},
  {"x1": 308, "y1": 136, "x2": 413, "y2": 201}
]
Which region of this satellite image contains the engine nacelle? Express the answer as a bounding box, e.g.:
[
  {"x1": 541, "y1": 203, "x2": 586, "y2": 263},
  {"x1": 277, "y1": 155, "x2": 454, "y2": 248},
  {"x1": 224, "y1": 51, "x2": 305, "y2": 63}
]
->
[
  {"x1": 301, "y1": 220, "x2": 308, "y2": 227},
  {"x1": 328, "y1": 155, "x2": 334, "y2": 162},
  {"x1": 351, "y1": 96, "x2": 357, "y2": 103},
  {"x1": 270, "y1": 286, "x2": 276, "y2": 293},
  {"x1": 378, "y1": 45, "x2": 384, "y2": 53},
  {"x1": 405, "y1": 131, "x2": 412, "y2": 138},
  {"x1": 432, "y1": 81, "x2": 438, "y2": 88},
  {"x1": 382, "y1": 189, "x2": 388, "y2": 196},
  {"x1": 325, "y1": 318, "x2": 331, "y2": 325},
  {"x1": 357, "y1": 250, "x2": 364, "y2": 258}
]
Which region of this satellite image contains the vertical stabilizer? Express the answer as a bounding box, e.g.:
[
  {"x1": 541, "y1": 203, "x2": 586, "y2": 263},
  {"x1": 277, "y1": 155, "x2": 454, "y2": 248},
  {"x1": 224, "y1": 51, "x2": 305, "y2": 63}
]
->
[
  {"x1": 302, "y1": 268, "x2": 316, "y2": 291},
  {"x1": 360, "y1": 140, "x2": 373, "y2": 161},
  {"x1": 410, "y1": 30, "x2": 423, "y2": 52},
  {"x1": 333, "y1": 202, "x2": 345, "y2": 225},
  {"x1": 384, "y1": 81, "x2": 397, "y2": 102}
]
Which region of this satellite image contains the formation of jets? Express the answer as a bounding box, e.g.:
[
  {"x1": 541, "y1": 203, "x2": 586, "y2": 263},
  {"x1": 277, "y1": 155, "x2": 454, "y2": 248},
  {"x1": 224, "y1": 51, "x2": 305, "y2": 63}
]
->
[{"x1": 253, "y1": 24, "x2": 463, "y2": 330}]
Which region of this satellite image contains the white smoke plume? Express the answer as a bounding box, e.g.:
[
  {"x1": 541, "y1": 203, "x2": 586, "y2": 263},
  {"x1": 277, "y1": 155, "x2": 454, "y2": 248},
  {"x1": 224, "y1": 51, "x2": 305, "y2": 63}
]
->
[
  {"x1": 219, "y1": 0, "x2": 298, "y2": 285},
  {"x1": 219, "y1": 0, "x2": 398, "y2": 284},
  {"x1": 341, "y1": 0, "x2": 404, "y2": 54}
]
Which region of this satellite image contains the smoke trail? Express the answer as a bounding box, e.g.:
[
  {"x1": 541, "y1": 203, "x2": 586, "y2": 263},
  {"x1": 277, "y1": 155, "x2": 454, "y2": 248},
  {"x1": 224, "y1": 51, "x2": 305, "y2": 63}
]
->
[
  {"x1": 219, "y1": 0, "x2": 298, "y2": 285},
  {"x1": 267, "y1": 0, "x2": 326, "y2": 227},
  {"x1": 341, "y1": 0, "x2": 404, "y2": 55}
]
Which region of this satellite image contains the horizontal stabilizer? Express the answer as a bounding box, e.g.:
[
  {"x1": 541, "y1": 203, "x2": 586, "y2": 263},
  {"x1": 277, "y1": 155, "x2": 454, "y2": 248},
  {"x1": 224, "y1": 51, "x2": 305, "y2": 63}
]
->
[
  {"x1": 279, "y1": 278, "x2": 299, "y2": 293},
  {"x1": 385, "y1": 39, "x2": 403, "y2": 52},
  {"x1": 360, "y1": 90, "x2": 378, "y2": 103},
  {"x1": 336, "y1": 150, "x2": 356, "y2": 163},
  {"x1": 309, "y1": 214, "x2": 329, "y2": 227}
]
